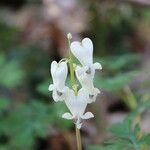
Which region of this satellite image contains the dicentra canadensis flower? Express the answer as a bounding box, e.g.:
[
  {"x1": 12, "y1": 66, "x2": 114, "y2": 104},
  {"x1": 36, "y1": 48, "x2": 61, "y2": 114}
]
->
[
  {"x1": 49, "y1": 34, "x2": 102, "y2": 129},
  {"x1": 62, "y1": 88, "x2": 94, "y2": 129},
  {"x1": 48, "y1": 61, "x2": 68, "y2": 102}
]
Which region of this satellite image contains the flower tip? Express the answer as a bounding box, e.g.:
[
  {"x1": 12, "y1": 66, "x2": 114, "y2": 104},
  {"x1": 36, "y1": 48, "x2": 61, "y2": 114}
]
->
[
  {"x1": 62, "y1": 113, "x2": 73, "y2": 120},
  {"x1": 81, "y1": 112, "x2": 94, "y2": 119},
  {"x1": 48, "y1": 84, "x2": 53, "y2": 91},
  {"x1": 94, "y1": 62, "x2": 102, "y2": 70},
  {"x1": 67, "y1": 33, "x2": 72, "y2": 39}
]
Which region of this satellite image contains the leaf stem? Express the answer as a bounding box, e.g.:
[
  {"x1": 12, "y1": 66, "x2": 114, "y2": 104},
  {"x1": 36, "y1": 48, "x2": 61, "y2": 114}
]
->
[
  {"x1": 123, "y1": 85, "x2": 137, "y2": 110},
  {"x1": 67, "y1": 34, "x2": 82, "y2": 150}
]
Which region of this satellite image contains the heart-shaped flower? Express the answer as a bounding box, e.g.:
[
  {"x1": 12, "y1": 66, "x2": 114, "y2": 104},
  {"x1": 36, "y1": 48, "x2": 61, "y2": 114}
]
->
[
  {"x1": 71, "y1": 37, "x2": 102, "y2": 103},
  {"x1": 62, "y1": 88, "x2": 94, "y2": 129},
  {"x1": 48, "y1": 61, "x2": 68, "y2": 102},
  {"x1": 71, "y1": 38, "x2": 93, "y2": 66},
  {"x1": 70, "y1": 37, "x2": 102, "y2": 69}
]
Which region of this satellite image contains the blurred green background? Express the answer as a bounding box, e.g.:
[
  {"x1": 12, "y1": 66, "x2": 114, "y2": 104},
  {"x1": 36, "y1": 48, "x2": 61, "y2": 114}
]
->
[{"x1": 0, "y1": 0, "x2": 150, "y2": 150}]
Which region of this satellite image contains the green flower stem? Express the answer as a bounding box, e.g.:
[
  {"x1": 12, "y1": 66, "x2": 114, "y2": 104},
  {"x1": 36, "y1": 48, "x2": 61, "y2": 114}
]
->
[
  {"x1": 67, "y1": 36, "x2": 82, "y2": 150},
  {"x1": 76, "y1": 126, "x2": 82, "y2": 150},
  {"x1": 122, "y1": 86, "x2": 142, "y2": 125},
  {"x1": 68, "y1": 38, "x2": 76, "y2": 90},
  {"x1": 120, "y1": 85, "x2": 147, "y2": 150},
  {"x1": 123, "y1": 85, "x2": 137, "y2": 110}
]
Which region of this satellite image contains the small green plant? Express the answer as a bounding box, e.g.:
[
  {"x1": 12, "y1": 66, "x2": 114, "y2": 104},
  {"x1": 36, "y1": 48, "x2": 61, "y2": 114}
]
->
[
  {"x1": 87, "y1": 101, "x2": 150, "y2": 150},
  {"x1": 0, "y1": 99, "x2": 72, "y2": 149},
  {"x1": 108, "y1": 118, "x2": 150, "y2": 150},
  {"x1": 87, "y1": 118, "x2": 150, "y2": 150},
  {"x1": 0, "y1": 53, "x2": 25, "y2": 88}
]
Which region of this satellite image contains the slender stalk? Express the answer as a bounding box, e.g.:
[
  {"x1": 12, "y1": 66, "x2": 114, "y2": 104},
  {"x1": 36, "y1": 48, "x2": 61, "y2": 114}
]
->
[
  {"x1": 76, "y1": 127, "x2": 82, "y2": 150},
  {"x1": 67, "y1": 34, "x2": 82, "y2": 150},
  {"x1": 68, "y1": 38, "x2": 76, "y2": 88},
  {"x1": 121, "y1": 86, "x2": 147, "y2": 150},
  {"x1": 123, "y1": 85, "x2": 137, "y2": 109}
]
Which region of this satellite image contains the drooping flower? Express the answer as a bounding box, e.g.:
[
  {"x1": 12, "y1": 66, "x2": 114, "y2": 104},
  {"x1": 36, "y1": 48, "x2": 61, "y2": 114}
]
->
[
  {"x1": 48, "y1": 61, "x2": 68, "y2": 102},
  {"x1": 71, "y1": 38, "x2": 102, "y2": 103},
  {"x1": 70, "y1": 38, "x2": 93, "y2": 66},
  {"x1": 70, "y1": 38, "x2": 102, "y2": 68},
  {"x1": 62, "y1": 88, "x2": 94, "y2": 129},
  {"x1": 75, "y1": 66, "x2": 100, "y2": 103}
]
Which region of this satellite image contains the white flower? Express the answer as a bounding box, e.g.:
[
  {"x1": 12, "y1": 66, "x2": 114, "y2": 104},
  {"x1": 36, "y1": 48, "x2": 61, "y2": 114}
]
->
[
  {"x1": 71, "y1": 38, "x2": 102, "y2": 103},
  {"x1": 75, "y1": 66, "x2": 100, "y2": 103},
  {"x1": 48, "y1": 36, "x2": 102, "y2": 129},
  {"x1": 70, "y1": 37, "x2": 102, "y2": 69},
  {"x1": 71, "y1": 38, "x2": 93, "y2": 66},
  {"x1": 62, "y1": 88, "x2": 94, "y2": 129},
  {"x1": 48, "y1": 61, "x2": 68, "y2": 102}
]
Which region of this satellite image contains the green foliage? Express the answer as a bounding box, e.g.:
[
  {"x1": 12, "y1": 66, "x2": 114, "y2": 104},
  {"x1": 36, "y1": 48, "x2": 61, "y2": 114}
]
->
[
  {"x1": 107, "y1": 118, "x2": 150, "y2": 150},
  {"x1": 94, "y1": 53, "x2": 141, "y2": 91},
  {"x1": 0, "y1": 97, "x2": 10, "y2": 111},
  {"x1": 87, "y1": 145, "x2": 118, "y2": 150},
  {"x1": 36, "y1": 79, "x2": 52, "y2": 96},
  {"x1": 127, "y1": 101, "x2": 150, "y2": 120},
  {"x1": 0, "y1": 2, "x2": 149, "y2": 150},
  {"x1": 0, "y1": 21, "x2": 20, "y2": 51},
  {"x1": 95, "y1": 53, "x2": 141, "y2": 71},
  {"x1": 87, "y1": 117, "x2": 150, "y2": 150},
  {"x1": 0, "y1": 99, "x2": 72, "y2": 149},
  {"x1": 94, "y1": 71, "x2": 138, "y2": 91},
  {"x1": 0, "y1": 53, "x2": 25, "y2": 88}
]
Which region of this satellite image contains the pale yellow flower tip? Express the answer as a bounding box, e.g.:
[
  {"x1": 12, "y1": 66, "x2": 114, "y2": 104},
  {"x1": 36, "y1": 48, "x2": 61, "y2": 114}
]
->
[{"x1": 67, "y1": 33, "x2": 72, "y2": 39}]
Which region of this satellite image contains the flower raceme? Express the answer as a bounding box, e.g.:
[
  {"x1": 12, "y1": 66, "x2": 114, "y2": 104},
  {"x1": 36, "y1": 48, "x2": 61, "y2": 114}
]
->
[{"x1": 48, "y1": 35, "x2": 102, "y2": 129}]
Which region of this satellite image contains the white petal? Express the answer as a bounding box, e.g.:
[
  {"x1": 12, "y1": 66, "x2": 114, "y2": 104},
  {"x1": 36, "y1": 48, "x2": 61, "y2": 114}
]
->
[
  {"x1": 76, "y1": 65, "x2": 96, "y2": 91},
  {"x1": 55, "y1": 61, "x2": 68, "y2": 80},
  {"x1": 64, "y1": 89, "x2": 77, "y2": 115},
  {"x1": 48, "y1": 84, "x2": 54, "y2": 91},
  {"x1": 76, "y1": 88, "x2": 88, "y2": 115},
  {"x1": 93, "y1": 62, "x2": 102, "y2": 70},
  {"x1": 87, "y1": 87, "x2": 100, "y2": 103},
  {"x1": 64, "y1": 88, "x2": 88, "y2": 118},
  {"x1": 82, "y1": 38, "x2": 93, "y2": 52},
  {"x1": 56, "y1": 61, "x2": 68, "y2": 87},
  {"x1": 95, "y1": 88, "x2": 100, "y2": 94},
  {"x1": 51, "y1": 61, "x2": 68, "y2": 89},
  {"x1": 70, "y1": 38, "x2": 93, "y2": 66},
  {"x1": 61, "y1": 86, "x2": 69, "y2": 93},
  {"x1": 71, "y1": 41, "x2": 84, "y2": 64},
  {"x1": 52, "y1": 90, "x2": 63, "y2": 102},
  {"x1": 51, "y1": 61, "x2": 58, "y2": 77},
  {"x1": 81, "y1": 112, "x2": 94, "y2": 119},
  {"x1": 91, "y1": 87, "x2": 100, "y2": 95},
  {"x1": 75, "y1": 66, "x2": 84, "y2": 77},
  {"x1": 62, "y1": 113, "x2": 74, "y2": 119},
  {"x1": 52, "y1": 91, "x2": 59, "y2": 102},
  {"x1": 78, "y1": 88, "x2": 89, "y2": 100}
]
